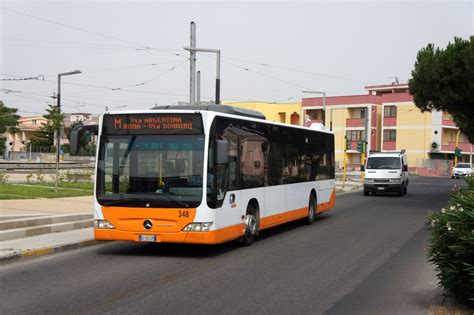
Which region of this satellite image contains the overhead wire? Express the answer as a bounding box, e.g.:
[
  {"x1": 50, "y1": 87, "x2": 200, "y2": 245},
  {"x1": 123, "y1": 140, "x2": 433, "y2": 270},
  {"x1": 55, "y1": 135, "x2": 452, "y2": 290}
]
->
[
  {"x1": 1, "y1": 7, "x2": 182, "y2": 57},
  {"x1": 224, "y1": 56, "x2": 372, "y2": 84},
  {"x1": 1, "y1": 37, "x2": 142, "y2": 48},
  {"x1": 39, "y1": 59, "x2": 188, "y2": 79},
  {"x1": 221, "y1": 59, "x2": 310, "y2": 90}
]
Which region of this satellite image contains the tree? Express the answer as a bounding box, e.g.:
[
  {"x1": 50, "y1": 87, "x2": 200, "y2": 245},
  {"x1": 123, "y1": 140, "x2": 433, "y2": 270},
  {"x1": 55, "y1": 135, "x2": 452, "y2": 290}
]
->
[
  {"x1": 0, "y1": 100, "x2": 20, "y2": 134},
  {"x1": 409, "y1": 36, "x2": 474, "y2": 143},
  {"x1": 0, "y1": 101, "x2": 20, "y2": 155},
  {"x1": 30, "y1": 104, "x2": 65, "y2": 151}
]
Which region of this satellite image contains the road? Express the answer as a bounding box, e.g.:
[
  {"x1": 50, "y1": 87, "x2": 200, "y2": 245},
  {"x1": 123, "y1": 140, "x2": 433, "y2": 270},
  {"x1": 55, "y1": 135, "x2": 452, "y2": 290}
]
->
[{"x1": 0, "y1": 176, "x2": 456, "y2": 314}]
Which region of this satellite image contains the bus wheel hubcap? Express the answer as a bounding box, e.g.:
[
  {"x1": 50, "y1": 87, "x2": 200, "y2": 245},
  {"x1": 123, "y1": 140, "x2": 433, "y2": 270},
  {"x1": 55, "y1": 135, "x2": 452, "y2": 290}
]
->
[{"x1": 245, "y1": 214, "x2": 257, "y2": 235}]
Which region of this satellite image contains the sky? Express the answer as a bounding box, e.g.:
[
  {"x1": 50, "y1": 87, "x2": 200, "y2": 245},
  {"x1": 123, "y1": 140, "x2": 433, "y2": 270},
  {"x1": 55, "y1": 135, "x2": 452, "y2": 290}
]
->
[{"x1": 1, "y1": 1, "x2": 472, "y2": 116}]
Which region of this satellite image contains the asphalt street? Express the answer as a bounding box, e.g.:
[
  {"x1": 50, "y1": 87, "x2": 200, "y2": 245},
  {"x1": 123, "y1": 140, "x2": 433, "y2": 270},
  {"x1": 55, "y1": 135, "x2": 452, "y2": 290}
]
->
[{"x1": 0, "y1": 176, "x2": 458, "y2": 314}]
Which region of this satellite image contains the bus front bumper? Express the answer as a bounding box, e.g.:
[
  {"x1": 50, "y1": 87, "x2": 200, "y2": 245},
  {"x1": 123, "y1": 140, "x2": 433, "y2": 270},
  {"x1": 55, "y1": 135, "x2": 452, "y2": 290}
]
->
[{"x1": 94, "y1": 224, "x2": 244, "y2": 245}]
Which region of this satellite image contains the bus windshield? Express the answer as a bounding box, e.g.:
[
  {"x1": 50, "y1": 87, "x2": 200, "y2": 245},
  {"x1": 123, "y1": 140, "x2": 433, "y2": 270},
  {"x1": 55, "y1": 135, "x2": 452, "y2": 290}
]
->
[
  {"x1": 97, "y1": 135, "x2": 205, "y2": 208},
  {"x1": 366, "y1": 157, "x2": 401, "y2": 170}
]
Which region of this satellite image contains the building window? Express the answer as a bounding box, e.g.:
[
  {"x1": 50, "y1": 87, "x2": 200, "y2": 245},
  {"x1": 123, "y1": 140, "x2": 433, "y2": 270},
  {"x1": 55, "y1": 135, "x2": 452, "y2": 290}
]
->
[
  {"x1": 278, "y1": 112, "x2": 286, "y2": 123},
  {"x1": 32, "y1": 120, "x2": 37, "y2": 125},
  {"x1": 383, "y1": 129, "x2": 396, "y2": 141},
  {"x1": 346, "y1": 130, "x2": 366, "y2": 141},
  {"x1": 307, "y1": 110, "x2": 319, "y2": 120},
  {"x1": 384, "y1": 106, "x2": 397, "y2": 117},
  {"x1": 352, "y1": 108, "x2": 366, "y2": 119}
]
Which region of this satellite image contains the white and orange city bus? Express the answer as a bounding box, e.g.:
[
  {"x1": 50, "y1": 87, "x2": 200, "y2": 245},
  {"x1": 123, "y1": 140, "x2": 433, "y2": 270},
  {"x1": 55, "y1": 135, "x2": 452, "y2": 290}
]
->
[{"x1": 70, "y1": 105, "x2": 336, "y2": 246}]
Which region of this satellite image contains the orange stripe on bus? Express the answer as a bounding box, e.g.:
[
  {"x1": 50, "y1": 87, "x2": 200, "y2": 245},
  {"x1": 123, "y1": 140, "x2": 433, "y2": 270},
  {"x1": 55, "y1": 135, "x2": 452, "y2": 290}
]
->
[
  {"x1": 316, "y1": 188, "x2": 336, "y2": 213},
  {"x1": 101, "y1": 206, "x2": 197, "y2": 234},
  {"x1": 260, "y1": 207, "x2": 308, "y2": 230}
]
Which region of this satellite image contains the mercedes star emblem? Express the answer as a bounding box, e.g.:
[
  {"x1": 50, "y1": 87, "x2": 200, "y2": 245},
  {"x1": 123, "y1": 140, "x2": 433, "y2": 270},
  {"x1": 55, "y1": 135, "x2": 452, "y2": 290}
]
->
[{"x1": 143, "y1": 219, "x2": 153, "y2": 230}]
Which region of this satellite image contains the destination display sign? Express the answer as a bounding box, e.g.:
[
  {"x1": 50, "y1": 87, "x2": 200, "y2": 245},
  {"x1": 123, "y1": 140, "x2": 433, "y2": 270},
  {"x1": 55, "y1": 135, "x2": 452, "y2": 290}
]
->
[{"x1": 102, "y1": 113, "x2": 203, "y2": 135}]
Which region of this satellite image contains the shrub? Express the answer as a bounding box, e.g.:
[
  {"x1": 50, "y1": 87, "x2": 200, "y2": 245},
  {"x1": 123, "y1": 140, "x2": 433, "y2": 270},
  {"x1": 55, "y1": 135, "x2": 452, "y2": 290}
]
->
[
  {"x1": 35, "y1": 170, "x2": 45, "y2": 183},
  {"x1": 427, "y1": 177, "x2": 474, "y2": 306},
  {"x1": 26, "y1": 173, "x2": 33, "y2": 184},
  {"x1": 0, "y1": 172, "x2": 8, "y2": 184}
]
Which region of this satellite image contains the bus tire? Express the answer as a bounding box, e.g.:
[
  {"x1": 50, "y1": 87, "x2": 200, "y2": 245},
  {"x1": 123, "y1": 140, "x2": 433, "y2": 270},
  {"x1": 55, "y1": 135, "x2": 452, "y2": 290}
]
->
[
  {"x1": 239, "y1": 203, "x2": 259, "y2": 246},
  {"x1": 306, "y1": 194, "x2": 317, "y2": 225}
]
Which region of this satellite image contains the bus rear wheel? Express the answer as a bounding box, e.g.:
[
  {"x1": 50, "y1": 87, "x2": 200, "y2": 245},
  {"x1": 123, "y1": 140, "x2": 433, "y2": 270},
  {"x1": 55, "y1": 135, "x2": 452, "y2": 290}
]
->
[
  {"x1": 306, "y1": 194, "x2": 317, "y2": 225},
  {"x1": 239, "y1": 204, "x2": 258, "y2": 246}
]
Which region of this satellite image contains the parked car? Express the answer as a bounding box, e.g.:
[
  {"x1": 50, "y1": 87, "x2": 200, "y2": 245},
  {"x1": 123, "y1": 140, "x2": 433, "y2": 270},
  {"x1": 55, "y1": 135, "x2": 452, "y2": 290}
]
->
[{"x1": 451, "y1": 163, "x2": 473, "y2": 178}]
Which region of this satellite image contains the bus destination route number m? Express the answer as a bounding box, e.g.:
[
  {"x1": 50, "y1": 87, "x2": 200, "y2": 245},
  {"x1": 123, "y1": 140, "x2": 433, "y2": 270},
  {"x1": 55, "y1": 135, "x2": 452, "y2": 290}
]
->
[
  {"x1": 71, "y1": 108, "x2": 336, "y2": 246},
  {"x1": 103, "y1": 113, "x2": 204, "y2": 135}
]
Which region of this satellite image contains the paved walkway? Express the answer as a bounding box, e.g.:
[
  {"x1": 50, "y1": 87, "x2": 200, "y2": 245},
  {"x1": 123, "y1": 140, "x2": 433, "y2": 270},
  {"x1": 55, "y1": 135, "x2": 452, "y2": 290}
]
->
[{"x1": 0, "y1": 196, "x2": 94, "y2": 217}]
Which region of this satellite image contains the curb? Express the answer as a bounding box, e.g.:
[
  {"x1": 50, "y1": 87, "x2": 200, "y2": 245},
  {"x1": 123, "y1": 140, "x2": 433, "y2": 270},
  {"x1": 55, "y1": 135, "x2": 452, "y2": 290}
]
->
[
  {"x1": 0, "y1": 239, "x2": 106, "y2": 266},
  {"x1": 427, "y1": 295, "x2": 473, "y2": 315},
  {"x1": 336, "y1": 186, "x2": 363, "y2": 195},
  {"x1": 427, "y1": 305, "x2": 473, "y2": 315}
]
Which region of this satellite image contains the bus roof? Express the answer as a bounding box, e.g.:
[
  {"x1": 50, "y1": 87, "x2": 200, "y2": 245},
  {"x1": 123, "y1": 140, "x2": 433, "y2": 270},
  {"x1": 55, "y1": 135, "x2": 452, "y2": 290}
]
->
[{"x1": 152, "y1": 104, "x2": 266, "y2": 120}]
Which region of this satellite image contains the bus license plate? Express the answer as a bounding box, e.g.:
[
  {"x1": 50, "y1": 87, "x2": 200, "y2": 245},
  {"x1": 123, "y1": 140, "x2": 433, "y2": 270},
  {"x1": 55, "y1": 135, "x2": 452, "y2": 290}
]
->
[
  {"x1": 377, "y1": 187, "x2": 385, "y2": 190},
  {"x1": 139, "y1": 235, "x2": 156, "y2": 242}
]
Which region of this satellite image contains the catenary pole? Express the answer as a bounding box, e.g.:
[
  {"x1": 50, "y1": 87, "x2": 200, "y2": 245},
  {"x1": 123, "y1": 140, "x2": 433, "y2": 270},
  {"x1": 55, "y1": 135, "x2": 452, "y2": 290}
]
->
[
  {"x1": 196, "y1": 70, "x2": 201, "y2": 104},
  {"x1": 189, "y1": 22, "x2": 196, "y2": 105}
]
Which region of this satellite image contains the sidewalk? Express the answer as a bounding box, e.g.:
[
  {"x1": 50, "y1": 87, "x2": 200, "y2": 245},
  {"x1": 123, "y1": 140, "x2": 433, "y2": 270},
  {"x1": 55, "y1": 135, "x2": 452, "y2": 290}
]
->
[
  {"x1": 1, "y1": 196, "x2": 94, "y2": 217},
  {"x1": 0, "y1": 195, "x2": 97, "y2": 264}
]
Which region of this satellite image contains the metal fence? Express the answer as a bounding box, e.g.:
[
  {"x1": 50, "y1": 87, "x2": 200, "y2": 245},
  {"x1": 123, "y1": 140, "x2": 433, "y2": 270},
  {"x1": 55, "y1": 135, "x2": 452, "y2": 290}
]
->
[{"x1": 2, "y1": 151, "x2": 95, "y2": 162}]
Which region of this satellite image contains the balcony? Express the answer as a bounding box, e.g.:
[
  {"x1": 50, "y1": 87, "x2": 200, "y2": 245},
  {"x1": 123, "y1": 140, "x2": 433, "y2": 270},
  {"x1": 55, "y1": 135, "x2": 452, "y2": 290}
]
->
[
  {"x1": 383, "y1": 117, "x2": 396, "y2": 127},
  {"x1": 442, "y1": 119, "x2": 456, "y2": 127},
  {"x1": 346, "y1": 118, "x2": 365, "y2": 128},
  {"x1": 441, "y1": 141, "x2": 472, "y2": 152},
  {"x1": 383, "y1": 140, "x2": 396, "y2": 150},
  {"x1": 304, "y1": 119, "x2": 322, "y2": 127}
]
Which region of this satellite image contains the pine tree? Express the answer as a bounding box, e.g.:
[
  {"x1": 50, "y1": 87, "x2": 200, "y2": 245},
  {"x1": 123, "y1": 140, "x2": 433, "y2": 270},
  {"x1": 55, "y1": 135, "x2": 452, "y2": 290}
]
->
[{"x1": 30, "y1": 104, "x2": 65, "y2": 151}]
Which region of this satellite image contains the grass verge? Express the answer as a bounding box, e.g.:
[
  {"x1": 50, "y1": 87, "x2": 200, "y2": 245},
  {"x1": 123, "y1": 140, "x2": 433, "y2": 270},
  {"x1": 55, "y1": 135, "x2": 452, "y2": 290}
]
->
[{"x1": 0, "y1": 182, "x2": 93, "y2": 199}]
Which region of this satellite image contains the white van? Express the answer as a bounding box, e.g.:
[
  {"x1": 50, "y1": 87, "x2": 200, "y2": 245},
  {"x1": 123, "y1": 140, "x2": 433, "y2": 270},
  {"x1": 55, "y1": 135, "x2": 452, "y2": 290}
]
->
[{"x1": 363, "y1": 151, "x2": 409, "y2": 196}]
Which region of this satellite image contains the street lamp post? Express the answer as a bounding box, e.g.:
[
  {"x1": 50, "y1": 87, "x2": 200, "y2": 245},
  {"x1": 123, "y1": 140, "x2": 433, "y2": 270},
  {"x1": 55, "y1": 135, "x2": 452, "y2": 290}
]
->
[
  {"x1": 55, "y1": 70, "x2": 81, "y2": 192},
  {"x1": 302, "y1": 90, "x2": 327, "y2": 129}
]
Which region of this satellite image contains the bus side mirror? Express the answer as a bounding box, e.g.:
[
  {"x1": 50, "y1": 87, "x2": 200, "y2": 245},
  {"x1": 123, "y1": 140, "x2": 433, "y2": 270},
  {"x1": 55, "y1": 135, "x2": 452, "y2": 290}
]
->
[
  {"x1": 70, "y1": 124, "x2": 98, "y2": 156},
  {"x1": 215, "y1": 140, "x2": 229, "y2": 164},
  {"x1": 402, "y1": 165, "x2": 408, "y2": 172},
  {"x1": 360, "y1": 165, "x2": 365, "y2": 172}
]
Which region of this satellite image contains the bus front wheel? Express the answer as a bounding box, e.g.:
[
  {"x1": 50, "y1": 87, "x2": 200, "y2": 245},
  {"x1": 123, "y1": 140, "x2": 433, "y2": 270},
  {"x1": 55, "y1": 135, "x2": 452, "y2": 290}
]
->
[{"x1": 239, "y1": 204, "x2": 259, "y2": 246}]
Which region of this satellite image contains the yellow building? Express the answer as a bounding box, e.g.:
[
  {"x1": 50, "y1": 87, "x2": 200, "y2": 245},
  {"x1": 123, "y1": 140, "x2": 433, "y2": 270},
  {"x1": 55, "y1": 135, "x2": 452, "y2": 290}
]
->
[
  {"x1": 303, "y1": 83, "x2": 473, "y2": 169},
  {"x1": 223, "y1": 101, "x2": 302, "y2": 125}
]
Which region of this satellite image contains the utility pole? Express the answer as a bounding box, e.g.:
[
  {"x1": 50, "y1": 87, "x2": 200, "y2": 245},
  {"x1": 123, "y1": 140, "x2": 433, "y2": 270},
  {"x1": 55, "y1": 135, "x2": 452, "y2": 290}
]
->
[
  {"x1": 189, "y1": 22, "x2": 197, "y2": 106},
  {"x1": 455, "y1": 129, "x2": 461, "y2": 166},
  {"x1": 362, "y1": 106, "x2": 369, "y2": 179},
  {"x1": 55, "y1": 70, "x2": 81, "y2": 193},
  {"x1": 196, "y1": 70, "x2": 201, "y2": 105}
]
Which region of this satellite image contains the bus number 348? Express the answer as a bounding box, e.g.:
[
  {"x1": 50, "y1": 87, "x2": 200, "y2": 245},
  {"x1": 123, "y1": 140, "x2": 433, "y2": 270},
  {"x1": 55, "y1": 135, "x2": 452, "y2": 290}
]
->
[{"x1": 178, "y1": 210, "x2": 190, "y2": 218}]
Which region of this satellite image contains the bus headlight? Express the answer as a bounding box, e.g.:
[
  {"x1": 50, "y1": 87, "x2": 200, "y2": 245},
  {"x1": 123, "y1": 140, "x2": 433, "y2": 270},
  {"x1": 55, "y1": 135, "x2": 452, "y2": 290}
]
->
[
  {"x1": 94, "y1": 220, "x2": 115, "y2": 229},
  {"x1": 364, "y1": 179, "x2": 374, "y2": 184},
  {"x1": 389, "y1": 179, "x2": 401, "y2": 184},
  {"x1": 183, "y1": 222, "x2": 213, "y2": 232}
]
